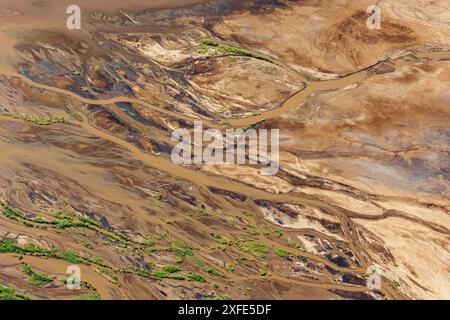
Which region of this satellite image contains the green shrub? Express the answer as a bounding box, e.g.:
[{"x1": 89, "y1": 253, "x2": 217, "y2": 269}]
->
[
  {"x1": 0, "y1": 238, "x2": 46, "y2": 255},
  {"x1": 212, "y1": 235, "x2": 231, "y2": 245},
  {"x1": 226, "y1": 263, "x2": 235, "y2": 272},
  {"x1": 287, "y1": 240, "x2": 302, "y2": 249},
  {"x1": 2, "y1": 206, "x2": 25, "y2": 219},
  {"x1": 187, "y1": 272, "x2": 206, "y2": 283},
  {"x1": 274, "y1": 247, "x2": 289, "y2": 258},
  {"x1": 162, "y1": 265, "x2": 181, "y2": 273},
  {"x1": 55, "y1": 219, "x2": 74, "y2": 229},
  {"x1": 82, "y1": 242, "x2": 93, "y2": 249},
  {"x1": 59, "y1": 251, "x2": 81, "y2": 264},
  {"x1": 249, "y1": 242, "x2": 269, "y2": 254},
  {"x1": 216, "y1": 45, "x2": 273, "y2": 62},
  {"x1": 152, "y1": 270, "x2": 185, "y2": 280},
  {"x1": 193, "y1": 257, "x2": 205, "y2": 268},
  {"x1": 146, "y1": 247, "x2": 160, "y2": 254},
  {"x1": 175, "y1": 257, "x2": 183, "y2": 264},
  {"x1": 1, "y1": 113, "x2": 65, "y2": 125},
  {"x1": 206, "y1": 268, "x2": 222, "y2": 277},
  {"x1": 392, "y1": 280, "x2": 401, "y2": 287},
  {"x1": 172, "y1": 239, "x2": 187, "y2": 248},
  {"x1": 169, "y1": 247, "x2": 193, "y2": 256},
  {"x1": 74, "y1": 292, "x2": 101, "y2": 300},
  {"x1": 271, "y1": 230, "x2": 283, "y2": 238},
  {"x1": 246, "y1": 227, "x2": 259, "y2": 236},
  {"x1": 195, "y1": 209, "x2": 209, "y2": 217},
  {"x1": 0, "y1": 284, "x2": 31, "y2": 300},
  {"x1": 152, "y1": 271, "x2": 169, "y2": 279},
  {"x1": 21, "y1": 264, "x2": 53, "y2": 286},
  {"x1": 201, "y1": 38, "x2": 218, "y2": 46}
]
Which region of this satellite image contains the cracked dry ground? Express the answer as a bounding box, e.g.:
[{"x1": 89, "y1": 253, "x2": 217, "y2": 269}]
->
[{"x1": 0, "y1": 0, "x2": 449, "y2": 300}]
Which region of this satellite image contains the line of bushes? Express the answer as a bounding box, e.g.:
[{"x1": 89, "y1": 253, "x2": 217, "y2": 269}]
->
[{"x1": 201, "y1": 38, "x2": 273, "y2": 63}]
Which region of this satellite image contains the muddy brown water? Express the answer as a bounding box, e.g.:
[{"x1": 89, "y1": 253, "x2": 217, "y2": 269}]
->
[
  {"x1": 0, "y1": 49, "x2": 447, "y2": 300},
  {"x1": 0, "y1": 50, "x2": 448, "y2": 204}
]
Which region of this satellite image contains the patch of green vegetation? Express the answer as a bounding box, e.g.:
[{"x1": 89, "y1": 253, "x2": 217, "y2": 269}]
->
[
  {"x1": 1, "y1": 113, "x2": 65, "y2": 125},
  {"x1": 206, "y1": 293, "x2": 232, "y2": 300},
  {"x1": 0, "y1": 238, "x2": 109, "y2": 268},
  {"x1": 274, "y1": 247, "x2": 290, "y2": 258},
  {"x1": 52, "y1": 116, "x2": 65, "y2": 124},
  {"x1": 225, "y1": 263, "x2": 235, "y2": 272},
  {"x1": 271, "y1": 230, "x2": 283, "y2": 238},
  {"x1": 187, "y1": 272, "x2": 206, "y2": 283},
  {"x1": 233, "y1": 240, "x2": 251, "y2": 253},
  {"x1": 2, "y1": 206, "x2": 25, "y2": 220},
  {"x1": 287, "y1": 240, "x2": 303, "y2": 249},
  {"x1": 98, "y1": 269, "x2": 118, "y2": 284},
  {"x1": 74, "y1": 292, "x2": 101, "y2": 300},
  {"x1": 261, "y1": 226, "x2": 284, "y2": 238},
  {"x1": 146, "y1": 247, "x2": 160, "y2": 254},
  {"x1": 169, "y1": 247, "x2": 194, "y2": 256},
  {"x1": 52, "y1": 210, "x2": 62, "y2": 217},
  {"x1": 172, "y1": 239, "x2": 187, "y2": 248},
  {"x1": 59, "y1": 250, "x2": 82, "y2": 264},
  {"x1": 0, "y1": 238, "x2": 47, "y2": 255},
  {"x1": 114, "y1": 231, "x2": 131, "y2": 242},
  {"x1": 212, "y1": 234, "x2": 231, "y2": 245},
  {"x1": 127, "y1": 267, "x2": 150, "y2": 278},
  {"x1": 82, "y1": 242, "x2": 93, "y2": 249},
  {"x1": 78, "y1": 216, "x2": 100, "y2": 228},
  {"x1": 54, "y1": 218, "x2": 75, "y2": 229},
  {"x1": 152, "y1": 270, "x2": 185, "y2": 280},
  {"x1": 206, "y1": 267, "x2": 222, "y2": 277},
  {"x1": 155, "y1": 233, "x2": 166, "y2": 240},
  {"x1": 200, "y1": 38, "x2": 273, "y2": 63},
  {"x1": 197, "y1": 46, "x2": 211, "y2": 54},
  {"x1": 32, "y1": 217, "x2": 48, "y2": 224},
  {"x1": 216, "y1": 45, "x2": 273, "y2": 62},
  {"x1": 21, "y1": 263, "x2": 53, "y2": 286},
  {"x1": 0, "y1": 284, "x2": 32, "y2": 300},
  {"x1": 262, "y1": 227, "x2": 271, "y2": 236},
  {"x1": 201, "y1": 38, "x2": 219, "y2": 46},
  {"x1": 152, "y1": 271, "x2": 169, "y2": 279},
  {"x1": 162, "y1": 265, "x2": 181, "y2": 273},
  {"x1": 245, "y1": 227, "x2": 260, "y2": 236},
  {"x1": 175, "y1": 256, "x2": 183, "y2": 264},
  {"x1": 152, "y1": 192, "x2": 162, "y2": 200},
  {"x1": 193, "y1": 257, "x2": 205, "y2": 268},
  {"x1": 217, "y1": 293, "x2": 232, "y2": 300},
  {"x1": 1, "y1": 204, "x2": 134, "y2": 250},
  {"x1": 194, "y1": 209, "x2": 210, "y2": 217},
  {"x1": 92, "y1": 258, "x2": 108, "y2": 268},
  {"x1": 249, "y1": 242, "x2": 269, "y2": 254},
  {"x1": 391, "y1": 280, "x2": 401, "y2": 287},
  {"x1": 241, "y1": 210, "x2": 252, "y2": 216}
]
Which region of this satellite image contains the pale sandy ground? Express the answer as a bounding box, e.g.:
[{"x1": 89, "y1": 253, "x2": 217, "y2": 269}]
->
[
  {"x1": 356, "y1": 217, "x2": 450, "y2": 300},
  {"x1": 213, "y1": 0, "x2": 450, "y2": 74}
]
